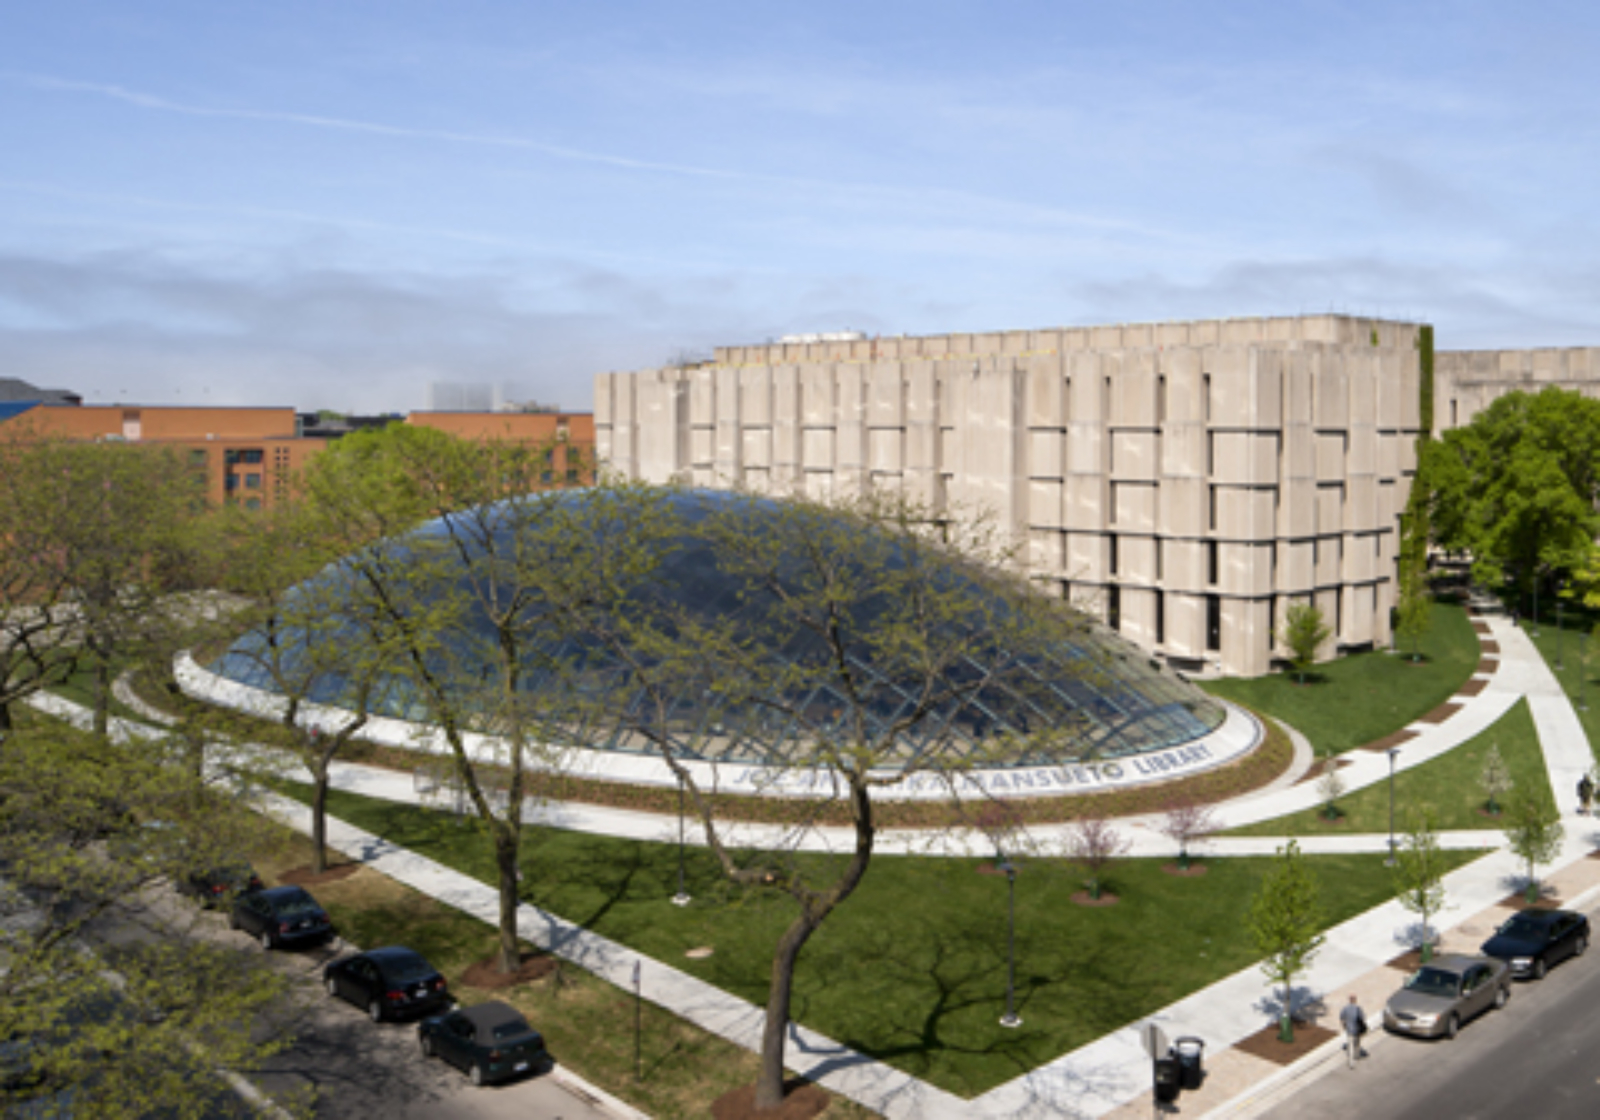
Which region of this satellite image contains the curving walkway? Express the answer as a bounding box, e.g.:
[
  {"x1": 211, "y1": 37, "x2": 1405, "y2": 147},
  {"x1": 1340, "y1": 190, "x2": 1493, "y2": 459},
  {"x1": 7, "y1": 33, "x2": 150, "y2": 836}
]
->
[{"x1": 24, "y1": 606, "x2": 1600, "y2": 1120}]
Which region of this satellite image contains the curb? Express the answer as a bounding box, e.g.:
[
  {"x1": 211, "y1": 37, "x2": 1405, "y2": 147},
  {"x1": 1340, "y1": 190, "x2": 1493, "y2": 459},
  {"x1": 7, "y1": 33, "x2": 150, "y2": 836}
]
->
[{"x1": 550, "y1": 1064, "x2": 655, "y2": 1120}]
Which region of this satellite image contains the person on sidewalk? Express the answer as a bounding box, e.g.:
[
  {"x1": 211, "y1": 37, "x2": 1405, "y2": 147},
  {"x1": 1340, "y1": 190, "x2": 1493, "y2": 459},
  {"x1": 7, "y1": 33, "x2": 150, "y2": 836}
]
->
[
  {"x1": 1579, "y1": 774, "x2": 1594, "y2": 816},
  {"x1": 1340, "y1": 994, "x2": 1367, "y2": 1068}
]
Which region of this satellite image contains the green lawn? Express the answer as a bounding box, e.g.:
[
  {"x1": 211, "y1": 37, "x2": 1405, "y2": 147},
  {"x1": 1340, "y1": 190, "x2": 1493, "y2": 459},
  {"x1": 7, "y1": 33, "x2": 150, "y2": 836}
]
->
[
  {"x1": 286, "y1": 783, "x2": 1483, "y2": 1098},
  {"x1": 1223, "y1": 698, "x2": 1554, "y2": 836},
  {"x1": 1201, "y1": 602, "x2": 1479, "y2": 755}
]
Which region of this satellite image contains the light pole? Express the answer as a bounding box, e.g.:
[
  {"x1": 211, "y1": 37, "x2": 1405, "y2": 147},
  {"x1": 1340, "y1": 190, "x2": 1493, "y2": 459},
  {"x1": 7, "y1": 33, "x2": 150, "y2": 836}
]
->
[
  {"x1": 672, "y1": 774, "x2": 691, "y2": 907},
  {"x1": 1385, "y1": 747, "x2": 1401, "y2": 866},
  {"x1": 998, "y1": 858, "x2": 1021, "y2": 1028}
]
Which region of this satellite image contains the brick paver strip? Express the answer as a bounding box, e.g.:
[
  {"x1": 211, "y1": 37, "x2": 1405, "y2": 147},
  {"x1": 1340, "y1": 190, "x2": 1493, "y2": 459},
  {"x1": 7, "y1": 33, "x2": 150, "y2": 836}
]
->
[
  {"x1": 1355, "y1": 729, "x2": 1418, "y2": 752},
  {"x1": 1476, "y1": 657, "x2": 1499, "y2": 674},
  {"x1": 1418, "y1": 702, "x2": 1462, "y2": 724},
  {"x1": 1457, "y1": 679, "x2": 1488, "y2": 697},
  {"x1": 1480, "y1": 640, "x2": 1500, "y2": 655},
  {"x1": 1473, "y1": 622, "x2": 1492, "y2": 635}
]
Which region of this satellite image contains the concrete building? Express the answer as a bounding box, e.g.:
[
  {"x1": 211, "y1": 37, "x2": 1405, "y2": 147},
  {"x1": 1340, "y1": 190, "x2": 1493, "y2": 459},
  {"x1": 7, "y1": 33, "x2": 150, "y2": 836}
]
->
[
  {"x1": 595, "y1": 314, "x2": 1427, "y2": 678},
  {"x1": 1434, "y1": 347, "x2": 1600, "y2": 434}
]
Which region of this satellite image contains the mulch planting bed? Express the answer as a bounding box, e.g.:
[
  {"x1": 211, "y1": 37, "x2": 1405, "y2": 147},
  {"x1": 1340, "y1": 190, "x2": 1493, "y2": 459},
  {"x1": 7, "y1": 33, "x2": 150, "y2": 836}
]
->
[
  {"x1": 712, "y1": 1082, "x2": 829, "y2": 1120},
  {"x1": 1385, "y1": 948, "x2": 1440, "y2": 972},
  {"x1": 279, "y1": 862, "x2": 362, "y2": 886},
  {"x1": 1232, "y1": 1021, "x2": 1336, "y2": 1066},
  {"x1": 1497, "y1": 892, "x2": 1562, "y2": 911},
  {"x1": 1071, "y1": 891, "x2": 1120, "y2": 907},
  {"x1": 460, "y1": 951, "x2": 560, "y2": 990},
  {"x1": 1418, "y1": 702, "x2": 1462, "y2": 725},
  {"x1": 1295, "y1": 757, "x2": 1356, "y2": 783}
]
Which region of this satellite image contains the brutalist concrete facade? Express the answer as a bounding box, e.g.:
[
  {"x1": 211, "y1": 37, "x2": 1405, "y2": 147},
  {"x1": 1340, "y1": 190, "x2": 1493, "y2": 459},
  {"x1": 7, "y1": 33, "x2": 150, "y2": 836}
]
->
[
  {"x1": 595, "y1": 314, "x2": 1424, "y2": 677},
  {"x1": 1435, "y1": 347, "x2": 1600, "y2": 434}
]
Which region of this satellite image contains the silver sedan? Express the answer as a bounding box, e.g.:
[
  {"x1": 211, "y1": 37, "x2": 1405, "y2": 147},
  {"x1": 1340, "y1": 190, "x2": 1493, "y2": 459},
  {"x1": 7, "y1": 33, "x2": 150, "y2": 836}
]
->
[{"x1": 1383, "y1": 954, "x2": 1512, "y2": 1039}]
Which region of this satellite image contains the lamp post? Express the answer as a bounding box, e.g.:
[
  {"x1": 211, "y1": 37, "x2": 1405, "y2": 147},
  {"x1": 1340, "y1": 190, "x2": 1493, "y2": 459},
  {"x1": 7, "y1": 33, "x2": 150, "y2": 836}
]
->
[
  {"x1": 1385, "y1": 747, "x2": 1401, "y2": 867},
  {"x1": 672, "y1": 774, "x2": 691, "y2": 907},
  {"x1": 998, "y1": 858, "x2": 1021, "y2": 1028}
]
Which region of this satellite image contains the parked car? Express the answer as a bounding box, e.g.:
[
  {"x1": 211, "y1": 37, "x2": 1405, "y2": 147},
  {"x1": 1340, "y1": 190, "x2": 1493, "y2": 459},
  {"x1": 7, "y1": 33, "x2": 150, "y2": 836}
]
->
[
  {"x1": 228, "y1": 886, "x2": 334, "y2": 950},
  {"x1": 175, "y1": 862, "x2": 264, "y2": 908},
  {"x1": 417, "y1": 1001, "x2": 547, "y2": 1086},
  {"x1": 1383, "y1": 953, "x2": 1511, "y2": 1039},
  {"x1": 1480, "y1": 908, "x2": 1590, "y2": 979},
  {"x1": 324, "y1": 946, "x2": 450, "y2": 1022}
]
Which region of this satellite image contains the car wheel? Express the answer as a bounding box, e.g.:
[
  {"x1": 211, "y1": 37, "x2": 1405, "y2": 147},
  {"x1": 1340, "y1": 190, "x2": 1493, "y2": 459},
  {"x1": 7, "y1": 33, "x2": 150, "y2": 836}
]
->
[
  {"x1": 259, "y1": 930, "x2": 274, "y2": 951},
  {"x1": 1533, "y1": 956, "x2": 1548, "y2": 980},
  {"x1": 420, "y1": 1035, "x2": 434, "y2": 1058},
  {"x1": 1494, "y1": 984, "x2": 1509, "y2": 1010},
  {"x1": 470, "y1": 1063, "x2": 485, "y2": 1087},
  {"x1": 1444, "y1": 1013, "x2": 1460, "y2": 1040},
  {"x1": 325, "y1": 977, "x2": 338, "y2": 998},
  {"x1": 1576, "y1": 935, "x2": 1589, "y2": 958},
  {"x1": 228, "y1": 911, "x2": 240, "y2": 931},
  {"x1": 368, "y1": 999, "x2": 384, "y2": 1024}
]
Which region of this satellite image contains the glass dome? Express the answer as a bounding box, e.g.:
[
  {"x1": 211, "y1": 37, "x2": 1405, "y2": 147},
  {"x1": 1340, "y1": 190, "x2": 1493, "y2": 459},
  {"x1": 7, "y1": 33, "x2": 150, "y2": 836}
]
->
[{"x1": 210, "y1": 489, "x2": 1225, "y2": 769}]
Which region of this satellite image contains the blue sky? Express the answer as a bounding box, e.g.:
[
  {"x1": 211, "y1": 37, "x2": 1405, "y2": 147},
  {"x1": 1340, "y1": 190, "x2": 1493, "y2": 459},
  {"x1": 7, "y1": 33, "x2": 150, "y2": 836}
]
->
[{"x1": 2, "y1": 1, "x2": 1598, "y2": 411}]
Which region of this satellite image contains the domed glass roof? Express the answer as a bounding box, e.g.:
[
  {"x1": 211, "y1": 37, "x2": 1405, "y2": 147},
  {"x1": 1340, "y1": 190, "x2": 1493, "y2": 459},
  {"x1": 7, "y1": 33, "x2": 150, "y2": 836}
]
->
[{"x1": 210, "y1": 489, "x2": 1225, "y2": 769}]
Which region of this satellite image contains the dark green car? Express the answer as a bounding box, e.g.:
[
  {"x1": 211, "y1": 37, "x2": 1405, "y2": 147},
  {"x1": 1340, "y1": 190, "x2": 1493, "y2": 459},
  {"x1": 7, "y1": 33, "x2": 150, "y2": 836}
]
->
[{"x1": 417, "y1": 1001, "x2": 547, "y2": 1086}]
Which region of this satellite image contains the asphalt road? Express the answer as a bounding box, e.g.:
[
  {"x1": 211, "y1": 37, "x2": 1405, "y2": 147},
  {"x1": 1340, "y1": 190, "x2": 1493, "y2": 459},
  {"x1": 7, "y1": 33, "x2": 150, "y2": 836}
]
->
[
  {"x1": 92, "y1": 886, "x2": 619, "y2": 1120},
  {"x1": 1269, "y1": 911, "x2": 1600, "y2": 1120}
]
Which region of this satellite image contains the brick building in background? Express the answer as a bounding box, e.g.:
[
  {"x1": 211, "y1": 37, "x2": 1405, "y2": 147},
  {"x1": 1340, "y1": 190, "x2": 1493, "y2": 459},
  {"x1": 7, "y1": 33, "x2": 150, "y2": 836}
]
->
[{"x1": 0, "y1": 383, "x2": 594, "y2": 509}]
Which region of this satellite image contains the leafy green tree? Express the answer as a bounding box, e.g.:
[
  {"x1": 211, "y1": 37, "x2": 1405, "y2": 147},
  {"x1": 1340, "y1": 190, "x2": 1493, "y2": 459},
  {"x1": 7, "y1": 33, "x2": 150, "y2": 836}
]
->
[
  {"x1": 0, "y1": 716, "x2": 304, "y2": 1118},
  {"x1": 564, "y1": 483, "x2": 1101, "y2": 1111},
  {"x1": 1502, "y1": 790, "x2": 1564, "y2": 904},
  {"x1": 1280, "y1": 602, "x2": 1331, "y2": 683},
  {"x1": 1391, "y1": 808, "x2": 1448, "y2": 963},
  {"x1": 1426, "y1": 387, "x2": 1600, "y2": 598},
  {"x1": 1478, "y1": 743, "x2": 1513, "y2": 816},
  {"x1": 302, "y1": 424, "x2": 577, "y2": 975},
  {"x1": 1247, "y1": 840, "x2": 1325, "y2": 1043}
]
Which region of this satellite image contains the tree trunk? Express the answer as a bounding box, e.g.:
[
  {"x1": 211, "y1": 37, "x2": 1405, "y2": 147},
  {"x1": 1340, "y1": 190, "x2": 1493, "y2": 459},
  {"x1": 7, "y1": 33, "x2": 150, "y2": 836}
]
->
[
  {"x1": 0, "y1": 700, "x2": 11, "y2": 735},
  {"x1": 494, "y1": 831, "x2": 521, "y2": 974},
  {"x1": 754, "y1": 912, "x2": 820, "y2": 1111},
  {"x1": 311, "y1": 765, "x2": 329, "y2": 875},
  {"x1": 93, "y1": 658, "x2": 111, "y2": 737}
]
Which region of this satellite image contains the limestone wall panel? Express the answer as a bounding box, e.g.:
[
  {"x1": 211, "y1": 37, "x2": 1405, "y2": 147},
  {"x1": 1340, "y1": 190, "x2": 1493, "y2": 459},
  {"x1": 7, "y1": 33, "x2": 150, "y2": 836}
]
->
[
  {"x1": 803, "y1": 428, "x2": 835, "y2": 471},
  {"x1": 1315, "y1": 433, "x2": 1346, "y2": 481},
  {"x1": 1315, "y1": 485, "x2": 1344, "y2": 537},
  {"x1": 1112, "y1": 431, "x2": 1159, "y2": 481},
  {"x1": 1029, "y1": 430, "x2": 1064, "y2": 478},
  {"x1": 740, "y1": 369, "x2": 772, "y2": 426},
  {"x1": 1066, "y1": 531, "x2": 1107, "y2": 580},
  {"x1": 1029, "y1": 529, "x2": 1064, "y2": 572},
  {"x1": 1026, "y1": 354, "x2": 1067, "y2": 427},
  {"x1": 869, "y1": 429, "x2": 903, "y2": 473},
  {"x1": 1120, "y1": 586, "x2": 1158, "y2": 648},
  {"x1": 1114, "y1": 482, "x2": 1157, "y2": 532},
  {"x1": 1280, "y1": 477, "x2": 1316, "y2": 537},
  {"x1": 1120, "y1": 535, "x2": 1159, "y2": 584},
  {"x1": 1163, "y1": 539, "x2": 1205, "y2": 594},
  {"x1": 1160, "y1": 477, "x2": 1206, "y2": 538},
  {"x1": 1163, "y1": 423, "x2": 1205, "y2": 478},
  {"x1": 1217, "y1": 486, "x2": 1276, "y2": 540},
  {"x1": 743, "y1": 429, "x2": 772, "y2": 468},
  {"x1": 801, "y1": 367, "x2": 836, "y2": 425},
  {"x1": 1213, "y1": 432, "x2": 1278, "y2": 485},
  {"x1": 1030, "y1": 480, "x2": 1064, "y2": 529},
  {"x1": 1279, "y1": 539, "x2": 1314, "y2": 593},
  {"x1": 1164, "y1": 592, "x2": 1205, "y2": 655}
]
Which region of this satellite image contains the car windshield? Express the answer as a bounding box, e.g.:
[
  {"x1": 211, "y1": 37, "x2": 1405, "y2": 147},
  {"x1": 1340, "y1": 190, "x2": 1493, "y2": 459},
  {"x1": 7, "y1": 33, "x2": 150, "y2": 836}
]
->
[
  {"x1": 1498, "y1": 915, "x2": 1546, "y2": 938},
  {"x1": 491, "y1": 1021, "x2": 532, "y2": 1041},
  {"x1": 1404, "y1": 968, "x2": 1462, "y2": 997},
  {"x1": 271, "y1": 891, "x2": 320, "y2": 917},
  {"x1": 381, "y1": 956, "x2": 436, "y2": 984}
]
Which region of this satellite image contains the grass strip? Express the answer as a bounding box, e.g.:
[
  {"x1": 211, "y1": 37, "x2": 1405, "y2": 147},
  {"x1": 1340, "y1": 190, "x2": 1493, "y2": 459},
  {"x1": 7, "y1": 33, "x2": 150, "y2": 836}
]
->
[{"x1": 1223, "y1": 698, "x2": 1555, "y2": 836}]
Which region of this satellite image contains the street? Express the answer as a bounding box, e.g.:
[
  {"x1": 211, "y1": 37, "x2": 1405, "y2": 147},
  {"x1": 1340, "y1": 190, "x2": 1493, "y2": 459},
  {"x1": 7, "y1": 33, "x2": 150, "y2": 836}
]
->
[{"x1": 1269, "y1": 908, "x2": 1600, "y2": 1120}]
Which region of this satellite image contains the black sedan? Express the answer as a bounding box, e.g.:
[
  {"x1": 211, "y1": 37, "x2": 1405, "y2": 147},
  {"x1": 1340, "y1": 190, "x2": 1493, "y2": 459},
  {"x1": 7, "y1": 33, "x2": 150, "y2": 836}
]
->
[
  {"x1": 176, "y1": 862, "x2": 264, "y2": 908},
  {"x1": 1480, "y1": 907, "x2": 1590, "y2": 979},
  {"x1": 324, "y1": 946, "x2": 451, "y2": 1023},
  {"x1": 418, "y1": 1001, "x2": 547, "y2": 1086},
  {"x1": 228, "y1": 886, "x2": 335, "y2": 950}
]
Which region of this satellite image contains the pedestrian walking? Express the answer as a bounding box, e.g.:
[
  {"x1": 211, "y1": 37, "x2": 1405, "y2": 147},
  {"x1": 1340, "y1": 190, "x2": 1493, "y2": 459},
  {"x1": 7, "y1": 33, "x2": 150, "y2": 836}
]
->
[
  {"x1": 1340, "y1": 994, "x2": 1367, "y2": 1068},
  {"x1": 1578, "y1": 773, "x2": 1594, "y2": 816}
]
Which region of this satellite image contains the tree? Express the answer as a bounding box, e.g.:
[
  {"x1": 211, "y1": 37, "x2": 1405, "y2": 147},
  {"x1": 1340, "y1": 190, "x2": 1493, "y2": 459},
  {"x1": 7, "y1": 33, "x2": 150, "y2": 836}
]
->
[
  {"x1": 1391, "y1": 808, "x2": 1448, "y2": 963},
  {"x1": 1502, "y1": 791, "x2": 1564, "y2": 904},
  {"x1": 1159, "y1": 794, "x2": 1220, "y2": 871},
  {"x1": 302, "y1": 424, "x2": 576, "y2": 975},
  {"x1": 1478, "y1": 743, "x2": 1514, "y2": 816},
  {"x1": 1247, "y1": 840, "x2": 1325, "y2": 1043},
  {"x1": 565, "y1": 483, "x2": 1101, "y2": 1112},
  {"x1": 1394, "y1": 551, "x2": 1432, "y2": 661},
  {"x1": 1280, "y1": 602, "x2": 1331, "y2": 683},
  {"x1": 1426, "y1": 387, "x2": 1600, "y2": 599},
  {"x1": 1066, "y1": 815, "x2": 1131, "y2": 899},
  {"x1": 0, "y1": 714, "x2": 305, "y2": 1118},
  {"x1": 1315, "y1": 750, "x2": 1346, "y2": 820}
]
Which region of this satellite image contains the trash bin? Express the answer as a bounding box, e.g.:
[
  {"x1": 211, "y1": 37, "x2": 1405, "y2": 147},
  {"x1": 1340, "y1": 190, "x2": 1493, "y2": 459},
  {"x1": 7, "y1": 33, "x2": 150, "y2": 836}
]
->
[
  {"x1": 1173, "y1": 1036, "x2": 1205, "y2": 1091},
  {"x1": 1153, "y1": 1055, "x2": 1181, "y2": 1103}
]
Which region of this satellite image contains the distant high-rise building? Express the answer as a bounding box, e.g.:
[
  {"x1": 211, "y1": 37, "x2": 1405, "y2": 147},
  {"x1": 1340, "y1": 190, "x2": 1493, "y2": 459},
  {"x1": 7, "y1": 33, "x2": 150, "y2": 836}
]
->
[{"x1": 427, "y1": 382, "x2": 509, "y2": 412}]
